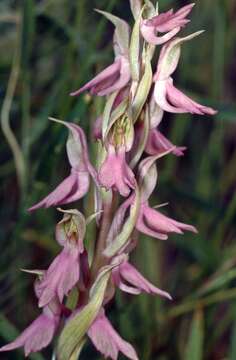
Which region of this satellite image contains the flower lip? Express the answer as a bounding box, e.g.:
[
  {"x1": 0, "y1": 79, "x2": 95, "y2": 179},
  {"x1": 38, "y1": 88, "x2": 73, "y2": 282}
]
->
[{"x1": 98, "y1": 145, "x2": 135, "y2": 197}]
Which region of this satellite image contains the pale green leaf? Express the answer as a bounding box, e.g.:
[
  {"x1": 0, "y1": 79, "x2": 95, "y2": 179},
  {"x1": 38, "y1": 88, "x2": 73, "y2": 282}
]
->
[
  {"x1": 102, "y1": 91, "x2": 118, "y2": 140},
  {"x1": 58, "y1": 265, "x2": 114, "y2": 360},
  {"x1": 131, "y1": 50, "x2": 152, "y2": 123},
  {"x1": 130, "y1": 0, "x2": 142, "y2": 19},
  {"x1": 130, "y1": 105, "x2": 150, "y2": 169},
  {"x1": 129, "y1": 12, "x2": 142, "y2": 81},
  {"x1": 143, "y1": 0, "x2": 156, "y2": 18},
  {"x1": 69, "y1": 338, "x2": 86, "y2": 360},
  {"x1": 104, "y1": 97, "x2": 128, "y2": 141},
  {"x1": 104, "y1": 186, "x2": 141, "y2": 257},
  {"x1": 66, "y1": 288, "x2": 79, "y2": 311}
]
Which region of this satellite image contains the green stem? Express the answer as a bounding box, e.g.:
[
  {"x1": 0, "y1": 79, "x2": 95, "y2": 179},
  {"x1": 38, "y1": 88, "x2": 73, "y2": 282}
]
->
[{"x1": 0, "y1": 19, "x2": 26, "y2": 193}]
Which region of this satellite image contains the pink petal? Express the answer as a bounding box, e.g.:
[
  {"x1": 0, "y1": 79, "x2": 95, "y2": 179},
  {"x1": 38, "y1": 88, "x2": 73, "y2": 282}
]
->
[
  {"x1": 141, "y1": 23, "x2": 181, "y2": 45},
  {"x1": 118, "y1": 262, "x2": 172, "y2": 299},
  {"x1": 0, "y1": 309, "x2": 59, "y2": 356},
  {"x1": 38, "y1": 247, "x2": 80, "y2": 307},
  {"x1": 137, "y1": 203, "x2": 197, "y2": 240},
  {"x1": 98, "y1": 57, "x2": 130, "y2": 96},
  {"x1": 112, "y1": 267, "x2": 141, "y2": 295},
  {"x1": 145, "y1": 128, "x2": 186, "y2": 156},
  {"x1": 175, "y1": 3, "x2": 195, "y2": 17},
  {"x1": 146, "y1": 9, "x2": 174, "y2": 27},
  {"x1": 166, "y1": 80, "x2": 218, "y2": 115},
  {"x1": 146, "y1": 4, "x2": 194, "y2": 32},
  {"x1": 28, "y1": 170, "x2": 90, "y2": 211},
  {"x1": 88, "y1": 311, "x2": 138, "y2": 360},
  {"x1": 136, "y1": 209, "x2": 168, "y2": 240},
  {"x1": 154, "y1": 79, "x2": 186, "y2": 113},
  {"x1": 99, "y1": 146, "x2": 135, "y2": 197},
  {"x1": 60, "y1": 171, "x2": 90, "y2": 204},
  {"x1": 28, "y1": 172, "x2": 78, "y2": 211},
  {"x1": 70, "y1": 59, "x2": 121, "y2": 96}
]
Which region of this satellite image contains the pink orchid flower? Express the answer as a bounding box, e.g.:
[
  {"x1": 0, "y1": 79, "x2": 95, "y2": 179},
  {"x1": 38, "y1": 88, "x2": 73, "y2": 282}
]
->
[
  {"x1": 37, "y1": 246, "x2": 81, "y2": 307},
  {"x1": 154, "y1": 77, "x2": 217, "y2": 115},
  {"x1": 153, "y1": 33, "x2": 217, "y2": 115},
  {"x1": 0, "y1": 307, "x2": 60, "y2": 356},
  {"x1": 145, "y1": 128, "x2": 186, "y2": 156},
  {"x1": 88, "y1": 309, "x2": 138, "y2": 360},
  {"x1": 0, "y1": 274, "x2": 61, "y2": 356},
  {"x1": 29, "y1": 122, "x2": 96, "y2": 211},
  {"x1": 136, "y1": 201, "x2": 197, "y2": 240},
  {"x1": 99, "y1": 144, "x2": 135, "y2": 197},
  {"x1": 144, "y1": 95, "x2": 185, "y2": 157},
  {"x1": 141, "y1": 4, "x2": 195, "y2": 45},
  {"x1": 112, "y1": 260, "x2": 172, "y2": 299},
  {"x1": 37, "y1": 210, "x2": 86, "y2": 307},
  {"x1": 70, "y1": 56, "x2": 130, "y2": 97}
]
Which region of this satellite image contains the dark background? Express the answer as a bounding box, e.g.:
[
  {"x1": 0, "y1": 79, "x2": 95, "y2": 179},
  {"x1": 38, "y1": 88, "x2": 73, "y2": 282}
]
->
[{"x1": 0, "y1": 0, "x2": 235, "y2": 359}]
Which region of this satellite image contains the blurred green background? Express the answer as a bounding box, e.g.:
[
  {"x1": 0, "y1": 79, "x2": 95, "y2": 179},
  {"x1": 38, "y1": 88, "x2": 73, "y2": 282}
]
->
[{"x1": 0, "y1": 0, "x2": 235, "y2": 359}]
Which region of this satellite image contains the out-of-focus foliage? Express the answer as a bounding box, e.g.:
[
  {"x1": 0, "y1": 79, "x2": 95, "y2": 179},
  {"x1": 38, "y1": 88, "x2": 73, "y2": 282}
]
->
[{"x1": 0, "y1": 0, "x2": 235, "y2": 359}]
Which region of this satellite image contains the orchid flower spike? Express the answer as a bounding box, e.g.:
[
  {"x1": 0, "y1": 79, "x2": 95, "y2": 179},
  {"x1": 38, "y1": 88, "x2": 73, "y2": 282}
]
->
[
  {"x1": 2, "y1": 1, "x2": 218, "y2": 358},
  {"x1": 141, "y1": 3, "x2": 195, "y2": 45}
]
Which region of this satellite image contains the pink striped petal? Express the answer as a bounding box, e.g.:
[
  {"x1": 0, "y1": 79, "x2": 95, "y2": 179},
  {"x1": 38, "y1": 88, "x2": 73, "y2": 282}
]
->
[
  {"x1": 0, "y1": 308, "x2": 59, "y2": 356},
  {"x1": 88, "y1": 310, "x2": 138, "y2": 360},
  {"x1": 70, "y1": 59, "x2": 121, "y2": 96},
  {"x1": 145, "y1": 128, "x2": 186, "y2": 156},
  {"x1": 28, "y1": 170, "x2": 90, "y2": 211},
  {"x1": 98, "y1": 57, "x2": 130, "y2": 96},
  {"x1": 154, "y1": 79, "x2": 186, "y2": 113},
  {"x1": 136, "y1": 202, "x2": 197, "y2": 239},
  {"x1": 145, "y1": 4, "x2": 194, "y2": 32},
  {"x1": 99, "y1": 145, "x2": 135, "y2": 197},
  {"x1": 38, "y1": 247, "x2": 80, "y2": 307},
  {"x1": 166, "y1": 80, "x2": 218, "y2": 115},
  {"x1": 114, "y1": 261, "x2": 172, "y2": 299}
]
